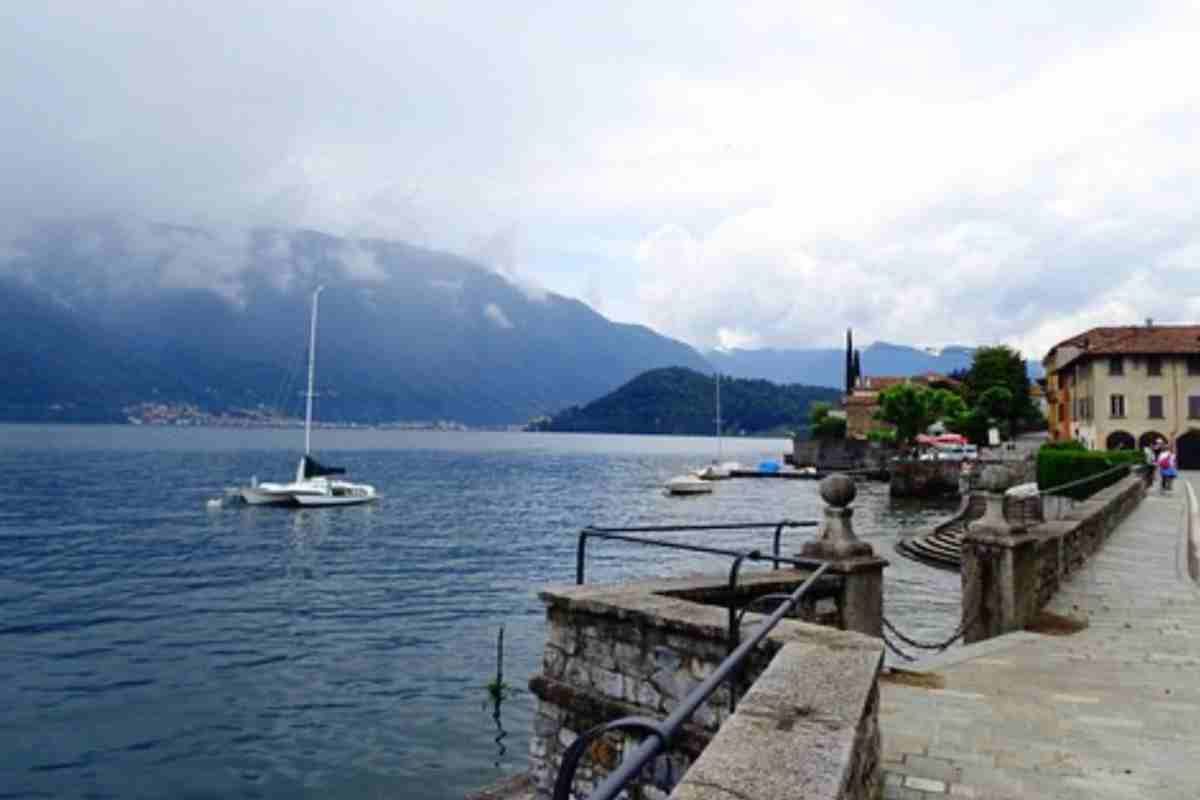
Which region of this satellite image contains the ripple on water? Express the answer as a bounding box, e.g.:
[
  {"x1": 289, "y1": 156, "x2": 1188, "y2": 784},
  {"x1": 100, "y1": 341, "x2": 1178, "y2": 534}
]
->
[{"x1": 0, "y1": 429, "x2": 962, "y2": 799}]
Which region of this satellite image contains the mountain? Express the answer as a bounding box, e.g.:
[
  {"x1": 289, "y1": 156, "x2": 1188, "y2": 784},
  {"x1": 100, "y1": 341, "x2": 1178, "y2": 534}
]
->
[
  {"x1": 707, "y1": 342, "x2": 1042, "y2": 389},
  {"x1": 0, "y1": 218, "x2": 711, "y2": 425},
  {"x1": 531, "y1": 367, "x2": 843, "y2": 435}
]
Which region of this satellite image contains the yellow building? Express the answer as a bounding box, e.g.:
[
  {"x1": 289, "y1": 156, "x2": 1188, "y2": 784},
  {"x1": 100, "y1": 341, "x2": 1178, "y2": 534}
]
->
[{"x1": 1042, "y1": 324, "x2": 1200, "y2": 467}]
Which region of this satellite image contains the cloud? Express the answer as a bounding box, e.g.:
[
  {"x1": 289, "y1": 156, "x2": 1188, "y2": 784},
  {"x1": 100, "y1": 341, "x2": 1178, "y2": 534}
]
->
[
  {"x1": 333, "y1": 241, "x2": 387, "y2": 283},
  {"x1": 2, "y1": 2, "x2": 1199, "y2": 360},
  {"x1": 483, "y1": 302, "x2": 514, "y2": 329}
]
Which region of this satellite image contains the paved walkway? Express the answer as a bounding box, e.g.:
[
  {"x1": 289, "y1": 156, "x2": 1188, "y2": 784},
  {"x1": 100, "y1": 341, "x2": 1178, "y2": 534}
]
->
[{"x1": 880, "y1": 474, "x2": 1200, "y2": 799}]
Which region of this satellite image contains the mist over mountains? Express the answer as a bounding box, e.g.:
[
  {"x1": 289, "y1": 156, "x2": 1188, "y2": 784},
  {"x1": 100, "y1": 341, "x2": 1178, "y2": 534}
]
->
[
  {"x1": 0, "y1": 218, "x2": 711, "y2": 424},
  {"x1": 0, "y1": 218, "x2": 1039, "y2": 426}
]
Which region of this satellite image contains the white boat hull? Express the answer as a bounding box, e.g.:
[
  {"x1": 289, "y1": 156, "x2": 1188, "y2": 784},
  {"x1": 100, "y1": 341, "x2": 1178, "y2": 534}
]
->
[
  {"x1": 239, "y1": 477, "x2": 378, "y2": 507},
  {"x1": 665, "y1": 475, "x2": 714, "y2": 495}
]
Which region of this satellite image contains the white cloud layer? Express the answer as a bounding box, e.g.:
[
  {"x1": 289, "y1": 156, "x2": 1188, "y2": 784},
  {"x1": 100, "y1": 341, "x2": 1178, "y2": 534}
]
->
[{"x1": 3, "y1": 1, "x2": 1200, "y2": 359}]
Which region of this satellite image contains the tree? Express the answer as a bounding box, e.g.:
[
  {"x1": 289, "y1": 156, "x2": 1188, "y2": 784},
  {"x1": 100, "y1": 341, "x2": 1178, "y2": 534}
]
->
[
  {"x1": 875, "y1": 383, "x2": 967, "y2": 446},
  {"x1": 963, "y1": 346, "x2": 1038, "y2": 434},
  {"x1": 809, "y1": 401, "x2": 847, "y2": 440}
]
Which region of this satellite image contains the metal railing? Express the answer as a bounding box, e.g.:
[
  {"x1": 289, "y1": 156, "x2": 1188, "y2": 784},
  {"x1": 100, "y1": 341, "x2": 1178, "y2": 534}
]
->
[
  {"x1": 550, "y1": 562, "x2": 831, "y2": 800},
  {"x1": 576, "y1": 520, "x2": 818, "y2": 584},
  {"x1": 1037, "y1": 462, "x2": 1141, "y2": 520}
]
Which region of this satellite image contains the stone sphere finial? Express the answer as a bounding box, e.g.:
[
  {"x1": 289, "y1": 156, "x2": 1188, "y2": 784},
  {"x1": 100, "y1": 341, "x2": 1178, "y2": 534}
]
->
[
  {"x1": 820, "y1": 473, "x2": 857, "y2": 508},
  {"x1": 801, "y1": 473, "x2": 874, "y2": 561},
  {"x1": 979, "y1": 465, "x2": 1013, "y2": 494}
]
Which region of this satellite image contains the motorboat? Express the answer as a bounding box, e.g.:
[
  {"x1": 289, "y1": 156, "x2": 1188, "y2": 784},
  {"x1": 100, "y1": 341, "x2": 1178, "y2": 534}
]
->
[
  {"x1": 237, "y1": 287, "x2": 378, "y2": 508},
  {"x1": 665, "y1": 474, "x2": 714, "y2": 496}
]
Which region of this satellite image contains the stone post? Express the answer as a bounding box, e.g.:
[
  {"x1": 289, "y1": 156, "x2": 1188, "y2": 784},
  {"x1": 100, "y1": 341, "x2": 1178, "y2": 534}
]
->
[
  {"x1": 961, "y1": 465, "x2": 1040, "y2": 644},
  {"x1": 800, "y1": 474, "x2": 889, "y2": 637}
]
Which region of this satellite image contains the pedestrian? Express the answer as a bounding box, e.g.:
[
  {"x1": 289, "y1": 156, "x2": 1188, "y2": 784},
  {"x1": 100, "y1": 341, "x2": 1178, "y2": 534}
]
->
[{"x1": 1157, "y1": 447, "x2": 1177, "y2": 492}]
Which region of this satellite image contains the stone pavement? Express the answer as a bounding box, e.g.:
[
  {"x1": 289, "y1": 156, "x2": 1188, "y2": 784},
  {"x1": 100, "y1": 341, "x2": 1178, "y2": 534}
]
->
[{"x1": 879, "y1": 472, "x2": 1200, "y2": 799}]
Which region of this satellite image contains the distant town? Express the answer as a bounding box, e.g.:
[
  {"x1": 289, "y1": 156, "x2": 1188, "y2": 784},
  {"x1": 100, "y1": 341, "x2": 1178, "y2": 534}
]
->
[{"x1": 122, "y1": 402, "x2": 474, "y2": 431}]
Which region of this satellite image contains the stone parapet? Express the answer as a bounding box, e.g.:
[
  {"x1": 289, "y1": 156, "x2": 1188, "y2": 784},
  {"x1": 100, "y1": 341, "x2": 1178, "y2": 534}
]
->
[
  {"x1": 529, "y1": 570, "x2": 883, "y2": 800},
  {"x1": 669, "y1": 641, "x2": 882, "y2": 800},
  {"x1": 962, "y1": 470, "x2": 1148, "y2": 643}
]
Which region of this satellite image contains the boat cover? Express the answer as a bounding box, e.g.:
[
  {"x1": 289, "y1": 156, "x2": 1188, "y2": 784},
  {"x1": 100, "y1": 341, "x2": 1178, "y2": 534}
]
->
[{"x1": 302, "y1": 455, "x2": 346, "y2": 478}]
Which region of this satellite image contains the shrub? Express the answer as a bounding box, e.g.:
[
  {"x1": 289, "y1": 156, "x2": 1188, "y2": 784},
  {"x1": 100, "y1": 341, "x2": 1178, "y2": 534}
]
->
[
  {"x1": 1042, "y1": 439, "x2": 1086, "y2": 451},
  {"x1": 1036, "y1": 446, "x2": 1143, "y2": 499}
]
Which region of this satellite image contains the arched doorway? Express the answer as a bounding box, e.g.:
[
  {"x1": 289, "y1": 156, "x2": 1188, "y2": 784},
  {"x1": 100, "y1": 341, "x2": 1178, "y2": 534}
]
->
[
  {"x1": 1139, "y1": 431, "x2": 1166, "y2": 450},
  {"x1": 1177, "y1": 430, "x2": 1200, "y2": 470},
  {"x1": 1106, "y1": 430, "x2": 1135, "y2": 451}
]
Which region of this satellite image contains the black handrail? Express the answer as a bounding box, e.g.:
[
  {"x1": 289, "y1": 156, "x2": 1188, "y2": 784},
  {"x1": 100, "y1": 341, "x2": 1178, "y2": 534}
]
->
[
  {"x1": 1037, "y1": 462, "x2": 1133, "y2": 497},
  {"x1": 576, "y1": 520, "x2": 818, "y2": 584},
  {"x1": 551, "y1": 562, "x2": 831, "y2": 800}
]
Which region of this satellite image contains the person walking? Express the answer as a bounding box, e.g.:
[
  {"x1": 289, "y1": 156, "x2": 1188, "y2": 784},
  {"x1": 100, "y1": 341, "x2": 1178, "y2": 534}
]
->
[{"x1": 1157, "y1": 446, "x2": 1177, "y2": 492}]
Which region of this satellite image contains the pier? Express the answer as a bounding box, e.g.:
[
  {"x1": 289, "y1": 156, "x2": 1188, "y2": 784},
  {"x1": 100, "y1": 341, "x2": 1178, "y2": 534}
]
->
[{"x1": 880, "y1": 473, "x2": 1200, "y2": 798}]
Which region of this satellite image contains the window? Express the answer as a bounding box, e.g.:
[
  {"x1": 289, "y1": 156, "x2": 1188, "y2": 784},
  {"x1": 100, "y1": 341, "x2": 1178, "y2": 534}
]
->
[
  {"x1": 1189, "y1": 357, "x2": 1200, "y2": 376},
  {"x1": 1149, "y1": 395, "x2": 1164, "y2": 419},
  {"x1": 1110, "y1": 394, "x2": 1125, "y2": 418},
  {"x1": 1147, "y1": 356, "x2": 1162, "y2": 376},
  {"x1": 1109, "y1": 356, "x2": 1124, "y2": 376},
  {"x1": 1191, "y1": 396, "x2": 1200, "y2": 419}
]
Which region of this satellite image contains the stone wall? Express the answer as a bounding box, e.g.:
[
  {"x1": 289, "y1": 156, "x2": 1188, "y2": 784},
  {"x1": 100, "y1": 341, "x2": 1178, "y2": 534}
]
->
[
  {"x1": 1029, "y1": 474, "x2": 1146, "y2": 609},
  {"x1": 889, "y1": 460, "x2": 961, "y2": 497},
  {"x1": 790, "y1": 438, "x2": 893, "y2": 471},
  {"x1": 962, "y1": 470, "x2": 1149, "y2": 643},
  {"x1": 528, "y1": 571, "x2": 883, "y2": 800}
]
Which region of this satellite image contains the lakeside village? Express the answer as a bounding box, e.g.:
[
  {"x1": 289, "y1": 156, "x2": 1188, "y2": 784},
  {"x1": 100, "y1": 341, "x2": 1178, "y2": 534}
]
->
[{"x1": 792, "y1": 322, "x2": 1200, "y2": 493}]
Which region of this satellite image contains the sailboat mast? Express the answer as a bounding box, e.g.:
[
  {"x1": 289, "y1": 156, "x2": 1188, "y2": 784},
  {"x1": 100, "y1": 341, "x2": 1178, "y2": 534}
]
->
[
  {"x1": 304, "y1": 286, "x2": 324, "y2": 456},
  {"x1": 715, "y1": 372, "x2": 722, "y2": 461}
]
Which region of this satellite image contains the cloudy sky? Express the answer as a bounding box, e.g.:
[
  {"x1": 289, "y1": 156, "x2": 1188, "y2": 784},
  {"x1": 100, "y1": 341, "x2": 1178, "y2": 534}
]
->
[{"x1": 3, "y1": 1, "x2": 1199, "y2": 358}]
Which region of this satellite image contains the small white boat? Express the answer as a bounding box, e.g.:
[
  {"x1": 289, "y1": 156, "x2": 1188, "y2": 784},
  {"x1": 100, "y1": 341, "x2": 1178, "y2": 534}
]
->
[
  {"x1": 665, "y1": 474, "x2": 714, "y2": 495},
  {"x1": 237, "y1": 287, "x2": 378, "y2": 508},
  {"x1": 697, "y1": 460, "x2": 742, "y2": 480}
]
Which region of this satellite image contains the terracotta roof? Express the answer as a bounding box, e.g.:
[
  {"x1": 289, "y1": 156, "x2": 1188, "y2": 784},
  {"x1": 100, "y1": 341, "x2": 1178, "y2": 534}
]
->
[
  {"x1": 1046, "y1": 325, "x2": 1200, "y2": 369},
  {"x1": 855, "y1": 373, "x2": 959, "y2": 392}
]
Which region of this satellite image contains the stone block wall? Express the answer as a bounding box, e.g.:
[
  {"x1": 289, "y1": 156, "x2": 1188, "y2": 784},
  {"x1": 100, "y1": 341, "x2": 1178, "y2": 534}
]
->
[
  {"x1": 528, "y1": 571, "x2": 882, "y2": 800},
  {"x1": 889, "y1": 460, "x2": 961, "y2": 498},
  {"x1": 669, "y1": 641, "x2": 882, "y2": 800},
  {"x1": 962, "y1": 472, "x2": 1147, "y2": 642},
  {"x1": 1032, "y1": 475, "x2": 1146, "y2": 606}
]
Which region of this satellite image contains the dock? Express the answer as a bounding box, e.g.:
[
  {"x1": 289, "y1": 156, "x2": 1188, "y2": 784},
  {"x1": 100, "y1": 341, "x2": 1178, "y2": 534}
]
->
[{"x1": 880, "y1": 475, "x2": 1200, "y2": 798}]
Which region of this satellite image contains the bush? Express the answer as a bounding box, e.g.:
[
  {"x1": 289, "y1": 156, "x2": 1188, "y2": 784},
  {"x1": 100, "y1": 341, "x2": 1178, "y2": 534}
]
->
[
  {"x1": 1042, "y1": 439, "x2": 1086, "y2": 451},
  {"x1": 1036, "y1": 446, "x2": 1143, "y2": 499}
]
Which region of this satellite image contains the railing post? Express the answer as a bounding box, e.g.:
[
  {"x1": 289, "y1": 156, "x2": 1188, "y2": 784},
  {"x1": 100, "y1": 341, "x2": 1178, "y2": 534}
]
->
[
  {"x1": 961, "y1": 465, "x2": 1038, "y2": 644},
  {"x1": 799, "y1": 474, "x2": 888, "y2": 637}
]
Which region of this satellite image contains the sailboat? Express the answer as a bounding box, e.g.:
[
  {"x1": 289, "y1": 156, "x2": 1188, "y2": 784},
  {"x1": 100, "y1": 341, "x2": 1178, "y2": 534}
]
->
[
  {"x1": 697, "y1": 372, "x2": 740, "y2": 480},
  {"x1": 239, "y1": 287, "x2": 378, "y2": 507}
]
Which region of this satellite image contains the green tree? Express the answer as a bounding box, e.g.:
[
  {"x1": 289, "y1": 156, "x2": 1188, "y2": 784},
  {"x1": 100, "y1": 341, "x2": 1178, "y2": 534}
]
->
[
  {"x1": 875, "y1": 383, "x2": 967, "y2": 446},
  {"x1": 809, "y1": 401, "x2": 847, "y2": 440},
  {"x1": 963, "y1": 346, "x2": 1039, "y2": 434}
]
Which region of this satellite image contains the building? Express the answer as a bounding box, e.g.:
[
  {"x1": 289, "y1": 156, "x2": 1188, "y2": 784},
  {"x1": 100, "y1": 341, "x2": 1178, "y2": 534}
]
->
[
  {"x1": 844, "y1": 373, "x2": 960, "y2": 439},
  {"x1": 1042, "y1": 323, "x2": 1200, "y2": 467}
]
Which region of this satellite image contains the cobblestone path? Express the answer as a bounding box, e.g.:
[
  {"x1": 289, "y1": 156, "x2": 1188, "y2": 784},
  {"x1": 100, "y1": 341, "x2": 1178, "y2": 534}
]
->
[{"x1": 880, "y1": 474, "x2": 1200, "y2": 799}]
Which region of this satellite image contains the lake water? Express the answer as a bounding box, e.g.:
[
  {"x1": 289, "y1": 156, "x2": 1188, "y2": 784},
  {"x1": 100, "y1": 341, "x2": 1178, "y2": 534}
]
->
[{"x1": 0, "y1": 426, "x2": 959, "y2": 799}]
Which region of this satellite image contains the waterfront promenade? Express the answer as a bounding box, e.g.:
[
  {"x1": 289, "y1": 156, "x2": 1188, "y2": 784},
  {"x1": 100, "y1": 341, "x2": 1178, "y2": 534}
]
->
[{"x1": 880, "y1": 472, "x2": 1200, "y2": 799}]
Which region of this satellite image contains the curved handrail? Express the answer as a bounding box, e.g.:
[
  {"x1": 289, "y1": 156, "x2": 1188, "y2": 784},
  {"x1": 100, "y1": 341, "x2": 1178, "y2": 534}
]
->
[
  {"x1": 1036, "y1": 462, "x2": 1134, "y2": 498},
  {"x1": 550, "y1": 563, "x2": 831, "y2": 800}
]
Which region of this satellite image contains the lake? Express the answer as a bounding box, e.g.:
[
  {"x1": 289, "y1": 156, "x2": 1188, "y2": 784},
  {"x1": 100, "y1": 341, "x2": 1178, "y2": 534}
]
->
[{"x1": 0, "y1": 426, "x2": 959, "y2": 799}]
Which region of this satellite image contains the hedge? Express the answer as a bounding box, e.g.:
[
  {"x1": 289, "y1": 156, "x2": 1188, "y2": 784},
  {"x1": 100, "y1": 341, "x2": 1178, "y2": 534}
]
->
[
  {"x1": 1036, "y1": 446, "x2": 1144, "y2": 500},
  {"x1": 1041, "y1": 439, "x2": 1087, "y2": 451}
]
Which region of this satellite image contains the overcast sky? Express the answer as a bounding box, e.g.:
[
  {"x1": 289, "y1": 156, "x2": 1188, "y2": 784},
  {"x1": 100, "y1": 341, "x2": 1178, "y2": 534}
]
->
[{"x1": 3, "y1": 1, "x2": 1199, "y2": 358}]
